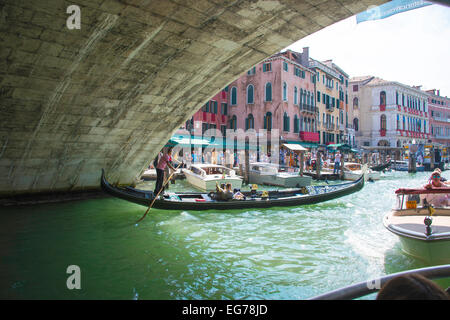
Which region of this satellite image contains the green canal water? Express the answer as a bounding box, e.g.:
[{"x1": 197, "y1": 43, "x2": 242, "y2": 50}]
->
[{"x1": 1, "y1": 171, "x2": 449, "y2": 300}]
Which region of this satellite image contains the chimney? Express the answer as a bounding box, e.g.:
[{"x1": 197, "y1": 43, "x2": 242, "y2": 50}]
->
[
  {"x1": 437, "y1": 90, "x2": 440, "y2": 96},
  {"x1": 300, "y1": 47, "x2": 309, "y2": 68}
]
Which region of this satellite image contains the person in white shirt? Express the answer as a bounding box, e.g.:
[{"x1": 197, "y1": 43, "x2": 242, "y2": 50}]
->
[{"x1": 333, "y1": 151, "x2": 341, "y2": 174}]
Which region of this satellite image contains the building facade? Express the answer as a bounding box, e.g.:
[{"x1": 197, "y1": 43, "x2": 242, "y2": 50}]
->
[
  {"x1": 309, "y1": 58, "x2": 349, "y2": 146},
  {"x1": 227, "y1": 48, "x2": 319, "y2": 147},
  {"x1": 426, "y1": 89, "x2": 450, "y2": 148},
  {"x1": 351, "y1": 76, "x2": 430, "y2": 148},
  {"x1": 182, "y1": 89, "x2": 230, "y2": 137}
]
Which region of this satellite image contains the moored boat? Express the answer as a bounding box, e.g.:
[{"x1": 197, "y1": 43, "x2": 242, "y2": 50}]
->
[
  {"x1": 370, "y1": 160, "x2": 391, "y2": 172},
  {"x1": 343, "y1": 163, "x2": 380, "y2": 181},
  {"x1": 391, "y1": 160, "x2": 425, "y2": 172},
  {"x1": 383, "y1": 187, "x2": 450, "y2": 264},
  {"x1": 100, "y1": 169, "x2": 365, "y2": 211},
  {"x1": 182, "y1": 163, "x2": 242, "y2": 191},
  {"x1": 248, "y1": 162, "x2": 312, "y2": 188}
]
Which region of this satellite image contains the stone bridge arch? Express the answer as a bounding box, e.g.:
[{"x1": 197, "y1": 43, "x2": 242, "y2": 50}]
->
[{"x1": 0, "y1": 0, "x2": 388, "y2": 196}]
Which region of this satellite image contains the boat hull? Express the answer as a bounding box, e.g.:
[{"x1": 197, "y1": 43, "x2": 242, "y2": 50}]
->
[
  {"x1": 383, "y1": 210, "x2": 450, "y2": 264},
  {"x1": 248, "y1": 172, "x2": 312, "y2": 188},
  {"x1": 344, "y1": 171, "x2": 380, "y2": 181},
  {"x1": 101, "y1": 170, "x2": 365, "y2": 211},
  {"x1": 397, "y1": 236, "x2": 450, "y2": 264}
]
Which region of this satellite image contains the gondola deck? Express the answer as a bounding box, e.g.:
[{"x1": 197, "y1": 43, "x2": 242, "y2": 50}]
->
[{"x1": 101, "y1": 169, "x2": 365, "y2": 211}]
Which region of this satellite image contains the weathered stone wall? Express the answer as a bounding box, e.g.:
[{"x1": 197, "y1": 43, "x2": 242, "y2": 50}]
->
[{"x1": 0, "y1": 0, "x2": 387, "y2": 195}]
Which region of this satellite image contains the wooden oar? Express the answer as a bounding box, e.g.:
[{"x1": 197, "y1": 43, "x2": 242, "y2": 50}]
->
[{"x1": 136, "y1": 161, "x2": 183, "y2": 223}]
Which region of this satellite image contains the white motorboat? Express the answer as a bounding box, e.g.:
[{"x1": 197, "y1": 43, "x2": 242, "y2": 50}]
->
[
  {"x1": 383, "y1": 187, "x2": 450, "y2": 264},
  {"x1": 391, "y1": 160, "x2": 425, "y2": 172},
  {"x1": 248, "y1": 162, "x2": 312, "y2": 188},
  {"x1": 183, "y1": 164, "x2": 243, "y2": 191},
  {"x1": 342, "y1": 162, "x2": 380, "y2": 181}
]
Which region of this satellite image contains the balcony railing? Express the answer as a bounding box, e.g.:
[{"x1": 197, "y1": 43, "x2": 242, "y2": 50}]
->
[{"x1": 299, "y1": 104, "x2": 319, "y2": 113}]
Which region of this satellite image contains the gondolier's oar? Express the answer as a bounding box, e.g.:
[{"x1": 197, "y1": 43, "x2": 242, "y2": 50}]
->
[{"x1": 136, "y1": 161, "x2": 183, "y2": 223}]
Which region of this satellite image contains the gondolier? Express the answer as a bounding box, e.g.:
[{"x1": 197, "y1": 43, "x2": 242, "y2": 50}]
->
[{"x1": 154, "y1": 148, "x2": 177, "y2": 196}]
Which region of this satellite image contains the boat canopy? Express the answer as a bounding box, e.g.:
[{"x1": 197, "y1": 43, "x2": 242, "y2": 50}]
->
[{"x1": 395, "y1": 188, "x2": 450, "y2": 195}]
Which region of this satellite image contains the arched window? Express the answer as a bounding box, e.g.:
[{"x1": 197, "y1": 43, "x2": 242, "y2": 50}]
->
[
  {"x1": 283, "y1": 112, "x2": 290, "y2": 132},
  {"x1": 231, "y1": 86, "x2": 237, "y2": 105},
  {"x1": 380, "y1": 91, "x2": 386, "y2": 106},
  {"x1": 245, "y1": 113, "x2": 254, "y2": 130},
  {"x1": 294, "y1": 115, "x2": 299, "y2": 133},
  {"x1": 230, "y1": 115, "x2": 237, "y2": 130},
  {"x1": 380, "y1": 114, "x2": 387, "y2": 130},
  {"x1": 264, "y1": 112, "x2": 272, "y2": 131},
  {"x1": 246, "y1": 84, "x2": 254, "y2": 104},
  {"x1": 353, "y1": 97, "x2": 359, "y2": 108},
  {"x1": 265, "y1": 82, "x2": 272, "y2": 102},
  {"x1": 353, "y1": 118, "x2": 359, "y2": 131},
  {"x1": 283, "y1": 82, "x2": 287, "y2": 101},
  {"x1": 294, "y1": 86, "x2": 298, "y2": 105}
]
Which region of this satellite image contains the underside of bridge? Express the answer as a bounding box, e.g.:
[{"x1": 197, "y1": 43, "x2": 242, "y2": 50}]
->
[{"x1": 0, "y1": 0, "x2": 387, "y2": 197}]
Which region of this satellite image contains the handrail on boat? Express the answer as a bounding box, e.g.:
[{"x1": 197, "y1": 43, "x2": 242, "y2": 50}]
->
[{"x1": 309, "y1": 264, "x2": 450, "y2": 300}]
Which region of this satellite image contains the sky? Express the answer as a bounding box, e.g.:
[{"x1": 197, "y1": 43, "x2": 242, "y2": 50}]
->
[{"x1": 286, "y1": 3, "x2": 450, "y2": 97}]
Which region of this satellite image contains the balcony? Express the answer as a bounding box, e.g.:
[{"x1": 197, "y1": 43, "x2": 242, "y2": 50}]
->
[
  {"x1": 379, "y1": 129, "x2": 386, "y2": 137},
  {"x1": 299, "y1": 131, "x2": 320, "y2": 142},
  {"x1": 325, "y1": 105, "x2": 334, "y2": 112},
  {"x1": 299, "y1": 104, "x2": 318, "y2": 114},
  {"x1": 380, "y1": 104, "x2": 386, "y2": 112}
]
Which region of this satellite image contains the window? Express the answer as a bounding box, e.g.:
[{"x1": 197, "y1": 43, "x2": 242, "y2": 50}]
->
[
  {"x1": 211, "y1": 100, "x2": 218, "y2": 114},
  {"x1": 264, "y1": 112, "x2": 272, "y2": 131},
  {"x1": 246, "y1": 84, "x2": 254, "y2": 104},
  {"x1": 247, "y1": 66, "x2": 256, "y2": 75},
  {"x1": 230, "y1": 115, "x2": 237, "y2": 130},
  {"x1": 283, "y1": 61, "x2": 288, "y2": 72},
  {"x1": 317, "y1": 90, "x2": 321, "y2": 103},
  {"x1": 353, "y1": 97, "x2": 358, "y2": 108},
  {"x1": 265, "y1": 82, "x2": 272, "y2": 102},
  {"x1": 221, "y1": 103, "x2": 228, "y2": 115},
  {"x1": 231, "y1": 86, "x2": 237, "y2": 105},
  {"x1": 263, "y1": 63, "x2": 272, "y2": 72},
  {"x1": 353, "y1": 85, "x2": 358, "y2": 92},
  {"x1": 283, "y1": 82, "x2": 287, "y2": 101},
  {"x1": 294, "y1": 86, "x2": 298, "y2": 105},
  {"x1": 353, "y1": 118, "x2": 359, "y2": 131},
  {"x1": 294, "y1": 115, "x2": 299, "y2": 133},
  {"x1": 380, "y1": 114, "x2": 387, "y2": 130},
  {"x1": 283, "y1": 112, "x2": 290, "y2": 132},
  {"x1": 380, "y1": 91, "x2": 386, "y2": 106},
  {"x1": 246, "y1": 114, "x2": 254, "y2": 130}
]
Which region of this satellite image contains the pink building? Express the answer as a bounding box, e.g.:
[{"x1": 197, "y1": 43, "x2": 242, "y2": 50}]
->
[
  {"x1": 427, "y1": 89, "x2": 450, "y2": 147},
  {"x1": 183, "y1": 89, "x2": 229, "y2": 136},
  {"x1": 227, "y1": 49, "x2": 319, "y2": 148}
]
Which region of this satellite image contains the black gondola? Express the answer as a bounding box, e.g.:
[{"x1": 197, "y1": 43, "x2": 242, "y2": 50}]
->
[
  {"x1": 101, "y1": 169, "x2": 365, "y2": 211},
  {"x1": 370, "y1": 160, "x2": 391, "y2": 172}
]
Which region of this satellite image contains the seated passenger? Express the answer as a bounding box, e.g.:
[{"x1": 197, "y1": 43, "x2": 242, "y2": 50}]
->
[
  {"x1": 421, "y1": 170, "x2": 450, "y2": 207},
  {"x1": 215, "y1": 182, "x2": 233, "y2": 201}
]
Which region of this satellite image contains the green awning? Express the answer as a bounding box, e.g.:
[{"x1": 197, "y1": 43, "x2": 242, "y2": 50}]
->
[
  {"x1": 167, "y1": 135, "x2": 258, "y2": 150},
  {"x1": 327, "y1": 143, "x2": 352, "y2": 151}
]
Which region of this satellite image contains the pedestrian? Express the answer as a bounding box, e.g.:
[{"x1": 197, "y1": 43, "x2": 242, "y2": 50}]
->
[
  {"x1": 154, "y1": 147, "x2": 176, "y2": 196},
  {"x1": 333, "y1": 151, "x2": 341, "y2": 174}
]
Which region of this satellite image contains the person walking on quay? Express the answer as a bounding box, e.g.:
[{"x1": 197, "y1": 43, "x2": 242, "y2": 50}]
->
[
  {"x1": 154, "y1": 147, "x2": 177, "y2": 196},
  {"x1": 333, "y1": 151, "x2": 341, "y2": 174}
]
